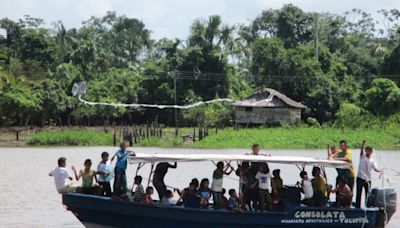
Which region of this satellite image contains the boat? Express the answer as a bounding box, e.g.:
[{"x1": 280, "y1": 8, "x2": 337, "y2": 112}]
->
[{"x1": 62, "y1": 152, "x2": 397, "y2": 227}]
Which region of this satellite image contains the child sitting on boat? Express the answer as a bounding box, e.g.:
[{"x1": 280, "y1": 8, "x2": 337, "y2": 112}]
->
[
  {"x1": 311, "y1": 166, "x2": 328, "y2": 207},
  {"x1": 161, "y1": 190, "x2": 174, "y2": 207},
  {"x1": 72, "y1": 159, "x2": 98, "y2": 195},
  {"x1": 211, "y1": 161, "x2": 233, "y2": 209},
  {"x1": 228, "y1": 189, "x2": 243, "y2": 213},
  {"x1": 142, "y1": 186, "x2": 154, "y2": 205},
  {"x1": 221, "y1": 188, "x2": 228, "y2": 209},
  {"x1": 330, "y1": 177, "x2": 353, "y2": 208},
  {"x1": 198, "y1": 178, "x2": 212, "y2": 209},
  {"x1": 49, "y1": 157, "x2": 80, "y2": 193},
  {"x1": 132, "y1": 175, "x2": 144, "y2": 202},
  {"x1": 299, "y1": 171, "x2": 313, "y2": 206}
]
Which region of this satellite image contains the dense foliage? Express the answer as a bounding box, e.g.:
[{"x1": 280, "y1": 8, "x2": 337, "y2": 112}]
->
[{"x1": 1, "y1": 5, "x2": 399, "y2": 127}]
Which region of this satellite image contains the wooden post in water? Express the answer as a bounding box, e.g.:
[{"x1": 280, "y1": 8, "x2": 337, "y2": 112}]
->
[
  {"x1": 199, "y1": 128, "x2": 203, "y2": 141},
  {"x1": 113, "y1": 129, "x2": 116, "y2": 146}
]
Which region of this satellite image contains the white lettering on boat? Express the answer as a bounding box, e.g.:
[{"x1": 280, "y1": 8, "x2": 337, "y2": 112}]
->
[{"x1": 283, "y1": 211, "x2": 369, "y2": 224}]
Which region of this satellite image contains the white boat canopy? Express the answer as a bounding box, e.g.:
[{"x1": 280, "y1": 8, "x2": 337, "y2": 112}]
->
[{"x1": 128, "y1": 153, "x2": 350, "y2": 169}]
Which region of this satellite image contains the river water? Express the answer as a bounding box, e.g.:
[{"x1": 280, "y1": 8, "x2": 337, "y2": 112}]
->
[{"x1": 0, "y1": 147, "x2": 399, "y2": 227}]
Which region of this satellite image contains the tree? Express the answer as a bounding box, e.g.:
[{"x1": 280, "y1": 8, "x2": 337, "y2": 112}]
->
[{"x1": 364, "y1": 78, "x2": 400, "y2": 116}]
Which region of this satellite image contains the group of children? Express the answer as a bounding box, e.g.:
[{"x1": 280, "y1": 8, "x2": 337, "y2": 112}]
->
[{"x1": 50, "y1": 140, "x2": 382, "y2": 210}]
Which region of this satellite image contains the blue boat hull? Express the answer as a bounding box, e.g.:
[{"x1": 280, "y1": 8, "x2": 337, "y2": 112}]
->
[{"x1": 63, "y1": 193, "x2": 383, "y2": 228}]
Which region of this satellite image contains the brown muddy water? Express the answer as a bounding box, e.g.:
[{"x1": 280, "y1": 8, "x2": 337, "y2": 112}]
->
[{"x1": 0, "y1": 147, "x2": 399, "y2": 227}]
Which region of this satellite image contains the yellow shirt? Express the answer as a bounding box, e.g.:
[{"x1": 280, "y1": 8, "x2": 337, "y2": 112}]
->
[
  {"x1": 333, "y1": 149, "x2": 355, "y2": 178},
  {"x1": 312, "y1": 175, "x2": 327, "y2": 198},
  {"x1": 80, "y1": 169, "x2": 96, "y2": 188}
]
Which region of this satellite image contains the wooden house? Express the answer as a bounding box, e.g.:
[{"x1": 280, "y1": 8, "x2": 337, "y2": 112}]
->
[{"x1": 233, "y1": 88, "x2": 308, "y2": 125}]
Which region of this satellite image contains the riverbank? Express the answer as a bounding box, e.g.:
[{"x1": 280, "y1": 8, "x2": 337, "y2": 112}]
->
[{"x1": 1, "y1": 126, "x2": 399, "y2": 149}]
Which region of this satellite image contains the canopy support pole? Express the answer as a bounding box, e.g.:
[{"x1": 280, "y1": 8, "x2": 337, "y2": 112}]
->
[
  {"x1": 135, "y1": 163, "x2": 145, "y2": 176},
  {"x1": 147, "y1": 162, "x2": 155, "y2": 188}
]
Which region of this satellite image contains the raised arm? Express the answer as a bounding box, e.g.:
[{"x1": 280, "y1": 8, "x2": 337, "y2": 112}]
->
[
  {"x1": 110, "y1": 152, "x2": 117, "y2": 162},
  {"x1": 327, "y1": 144, "x2": 330, "y2": 158},
  {"x1": 224, "y1": 163, "x2": 233, "y2": 175},
  {"x1": 170, "y1": 162, "x2": 177, "y2": 169},
  {"x1": 71, "y1": 166, "x2": 80, "y2": 181},
  {"x1": 360, "y1": 140, "x2": 366, "y2": 157}
]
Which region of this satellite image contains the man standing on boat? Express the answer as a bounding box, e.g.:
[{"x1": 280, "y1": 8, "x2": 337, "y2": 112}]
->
[
  {"x1": 355, "y1": 140, "x2": 383, "y2": 208},
  {"x1": 329, "y1": 140, "x2": 356, "y2": 191},
  {"x1": 153, "y1": 162, "x2": 177, "y2": 201},
  {"x1": 111, "y1": 142, "x2": 134, "y2": 197}
]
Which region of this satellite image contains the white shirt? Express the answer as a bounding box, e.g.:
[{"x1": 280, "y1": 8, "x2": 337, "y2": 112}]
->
[
  {"x1": 357, "y1": 154, "x2": 378, "y2": 181},
  {"x1": 302, "y1": 179, "x2": 313, "y2": 199},
  {"x1": 211, "y1": 178, "x2": 223, "y2": 192},
  {"x1": 49, "y1": 167, "x2": 72, "y2": 191},
  {"x1": 255, "y1": 172, "x2": 272, "y2": 190},
  {"x1": 97, "y1": 161, "x2": 108, "y2": 182}
]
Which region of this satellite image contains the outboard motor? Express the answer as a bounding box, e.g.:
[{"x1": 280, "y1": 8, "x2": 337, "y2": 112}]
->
[{"x1": 367, "y1": 188, "x2": 397, "y2": 226}]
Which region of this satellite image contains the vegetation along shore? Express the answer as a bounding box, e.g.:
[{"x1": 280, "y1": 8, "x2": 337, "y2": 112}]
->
[{"x1": 0, "y1": 126, "x2": 398, "y2": 149}]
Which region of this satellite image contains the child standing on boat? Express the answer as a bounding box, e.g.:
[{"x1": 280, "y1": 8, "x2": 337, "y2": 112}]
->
[
  {"x1": 255, "y1": 164, "x2": 272, "y2": 211},
  {"x1": 111, "y1": 142, "x2": 134, "y2": 197},
  {"x1": 211, "y1": 161, "x2": 233, "y2": 209},
  {"x1": 96, "y1": 152, "x2": 112, "y2": 197},
  {"x1": 271, "y1": 169, "x2": 283, "y2": 209}
]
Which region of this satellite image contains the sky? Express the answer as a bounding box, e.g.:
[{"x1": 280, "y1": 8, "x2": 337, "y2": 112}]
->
[{"x1": 0, "y1": 0, "x2": 398, "y2": 39}]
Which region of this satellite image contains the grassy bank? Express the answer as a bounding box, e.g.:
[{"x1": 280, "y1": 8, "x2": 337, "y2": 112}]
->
[
  {"x1": 27, "y1": 130, "x2": 113, "y2": 146},
  {"x1": 195, "y1": 127, "x2": 400, "y2": 149},
  {"x1": 16, "y1": 126, "x2": 400, "y2": 149}
]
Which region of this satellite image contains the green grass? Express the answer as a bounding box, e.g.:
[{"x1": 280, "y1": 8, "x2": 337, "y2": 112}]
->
[
  {"x1": 194, "y1": 126, "x2": 400, "y2": 150},
  {"x1": 23, "y1": 126, "x2": 400, "y2": 149},
  {"x1": 27, "y1": 130, "x2": 113, "y2": 146}
]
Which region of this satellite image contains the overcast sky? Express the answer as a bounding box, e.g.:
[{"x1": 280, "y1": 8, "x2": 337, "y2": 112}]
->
[{"x1": 0, "y1": 0, "x2": 398, "y2": 39}]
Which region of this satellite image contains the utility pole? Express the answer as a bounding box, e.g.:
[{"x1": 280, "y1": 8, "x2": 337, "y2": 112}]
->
[
  {"x1": 314, "y1": 13, "x2": 319, "y2": 62},
  {"x1": 173, "y1": 72, "x2": 179, "y2": 137}
]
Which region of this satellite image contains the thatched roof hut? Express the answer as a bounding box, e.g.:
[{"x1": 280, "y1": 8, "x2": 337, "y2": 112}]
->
[{"x1": 233, "y1": 88, "x2": 308, "y2": 125}]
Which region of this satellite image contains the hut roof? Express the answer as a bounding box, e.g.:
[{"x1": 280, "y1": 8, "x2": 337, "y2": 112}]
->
[{"x1": 232, "y1": 88, "x2": 308, "y2": 109}]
